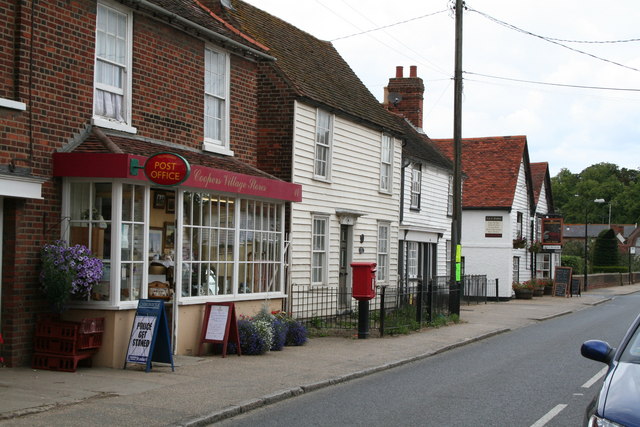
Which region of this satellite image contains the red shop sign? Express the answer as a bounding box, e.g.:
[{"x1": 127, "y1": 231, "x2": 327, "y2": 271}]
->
[{"x1": 144, "y1": 152, "x2": 191, "y2": 186}]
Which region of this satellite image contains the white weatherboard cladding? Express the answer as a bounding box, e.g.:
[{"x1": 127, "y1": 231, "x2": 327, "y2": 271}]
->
[
  {"x1": 536, "y1": 182, "x2": 548, "y2": 215},
  {"x1": 290, "y1": 101, "x2": 401, "y2": 288},
  {"x1": 461, "y1": 160, "x2": 533, "y2": 298},
  {"x1": 402, "y1": 162, "x2": 452, "y2": 276}
]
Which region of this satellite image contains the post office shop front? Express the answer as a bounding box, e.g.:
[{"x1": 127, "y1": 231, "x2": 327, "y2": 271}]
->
[{"x1": 53, "y1": 149, "x2": 301, "y2": 368}]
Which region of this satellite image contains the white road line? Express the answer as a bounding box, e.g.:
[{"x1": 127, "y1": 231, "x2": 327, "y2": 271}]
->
[
  {"x1": 530, "y1": 404, "x2": 568, "y2": 427},
  {"x1": 582, "y1": 366, "x2": 608, "y2": 389}
]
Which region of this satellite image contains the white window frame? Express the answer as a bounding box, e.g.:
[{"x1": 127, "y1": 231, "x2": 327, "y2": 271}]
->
[
  {"x1": 447, "y1": 175, "x2": 454, "y2": 216},
  {"x1": 311, "y1": 215, "x2": 329, "y2": 285},
  {"x1": 93, "y1": 1, "x2": 136, "y2": 134},
  {"x1": 377, "y1": 222, "x2": 390, "y2": 283},
  {"x1": 380, "y1": 134, "x2": 393, "y2": 193},
  {"x1": 314, "y1": 109, "x2": 333, "y2": 181},
  {"x1": 407, "y1": 241, "x2": 419, "y2": 279},
  {"x1": 203, "y1": 46, "x2": 233, "y2": 156},
  {"x1": 410, "y1": 163, "x2": 421, "y2": 210}
]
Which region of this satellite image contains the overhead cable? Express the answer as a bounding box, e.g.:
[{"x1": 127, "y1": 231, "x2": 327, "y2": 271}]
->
[{"x1": 467, "y1": 7, "x2": 640, "y2": 73}]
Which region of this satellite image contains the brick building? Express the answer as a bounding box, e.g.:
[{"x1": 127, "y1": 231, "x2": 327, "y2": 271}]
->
[{"x1": 1, "y1": 0, "x2": 301, "y2": 367}]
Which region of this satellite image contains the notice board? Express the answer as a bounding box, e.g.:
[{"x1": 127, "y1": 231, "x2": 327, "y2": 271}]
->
[
  {"x1": 124, "y1": 299, "x2": 174, "y2": 372},
  {"x1": 553, "y1": 266, "x2": 572, "y2": 297},
  {"x1": 198, "y1": 302, "x2": 241, "y2": 357}
]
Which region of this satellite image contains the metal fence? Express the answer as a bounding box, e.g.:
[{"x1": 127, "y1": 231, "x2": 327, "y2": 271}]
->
[{"x1": 288, "y1": 275, "x2": 486, "y2": 336}]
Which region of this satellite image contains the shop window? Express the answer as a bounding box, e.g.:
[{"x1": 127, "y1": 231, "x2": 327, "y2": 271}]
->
[
  {"x1": 238, "y1": 200, "x2": 282, "y2": 294},
  {"x1": 120, "y1": 184, "x2": 146, "y2": 301},
  {"x1": 68, "y1": 182, "x2": 113, "y2": 302}
]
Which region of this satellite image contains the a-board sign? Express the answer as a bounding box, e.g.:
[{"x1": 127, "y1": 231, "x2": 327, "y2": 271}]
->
[
  {"x1": 571, "y1": 277, "x2": 581, "y2": 297},
  {"x1": 198, "y1": 302, "x2": 241, "y2": 358},
  {"x1": 553, "y1": 266, "x2": 572, "y2": 297},
  {"x1": 123, "y1": 299, "x2": 174, "y2": 372}
]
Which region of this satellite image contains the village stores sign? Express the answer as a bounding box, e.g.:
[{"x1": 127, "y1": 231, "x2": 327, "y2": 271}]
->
[{"x1": 132, "y1": 152, "x2": 191, "y2": 187}]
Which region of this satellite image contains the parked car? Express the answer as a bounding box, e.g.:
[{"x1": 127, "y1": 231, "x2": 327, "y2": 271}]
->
[{"x1": 581, "y1": 313, "x2": 640, "y2": 427}]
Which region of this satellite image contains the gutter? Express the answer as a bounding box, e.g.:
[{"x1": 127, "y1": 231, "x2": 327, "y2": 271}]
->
[{"x1": 129, "y1": 0, "x2": 276, "y2": 62}]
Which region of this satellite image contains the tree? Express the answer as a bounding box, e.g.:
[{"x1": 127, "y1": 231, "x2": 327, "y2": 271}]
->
[
  {"x1": 593, "y1": 229, "x2": 619, "y2": 267},
  {"x1": 551, "y1": 163, "x2": 640, "y2": 224}
]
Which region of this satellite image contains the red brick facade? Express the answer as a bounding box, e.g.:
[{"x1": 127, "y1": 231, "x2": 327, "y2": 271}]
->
[{"x1": 0, "y1": 0, "x2": 269, "y2": 366}]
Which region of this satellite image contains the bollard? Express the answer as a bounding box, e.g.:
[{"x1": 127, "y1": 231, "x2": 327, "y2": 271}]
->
[{"x1": 495, "y1": 278, "x2": 499, "y2": 302}]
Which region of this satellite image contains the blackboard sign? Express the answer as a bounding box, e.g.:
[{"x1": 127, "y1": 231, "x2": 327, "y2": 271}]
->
[
  {"x1": 198, "y1": 302, "x2": 240, "y2": 358},
  {"x1": 553, "y1": 266, "x2": 572, "y2": 297},
  {"x1": 124, "y1": 299, "x2": 174, "y2": 372},
  {"x1": 571, "y1": 278, "x2": 581, "y2": 297}
]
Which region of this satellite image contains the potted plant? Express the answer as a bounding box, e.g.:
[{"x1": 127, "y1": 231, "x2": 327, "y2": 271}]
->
[
  {"x1": 528, "y1": 279, "x2": 545, "y2": 297},
  {"x1": 513, "y1": 236, "x2": 527, "y2": 249},
  {"x1": 542, "y1": 279, "x2": 554, "y2": 295},
  {"x1": 40, "y1": 240, "x2": 104, "y2": 313},
  {"x1": 528, "y1": 240, "x2": 543, "y2": 254},
  {"x1": 512, "y1": 281, "x2": 533, "y2": 299}
]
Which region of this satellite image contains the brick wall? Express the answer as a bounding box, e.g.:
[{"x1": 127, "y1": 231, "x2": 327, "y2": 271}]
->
[{"x1": 1, "y1": 0, "x2": 263, "y2": 366}]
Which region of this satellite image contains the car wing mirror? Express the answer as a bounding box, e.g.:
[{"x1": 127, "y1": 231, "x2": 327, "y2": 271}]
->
[{"x1": 581, "y1": 340, "x2": 615, "y2": 364}]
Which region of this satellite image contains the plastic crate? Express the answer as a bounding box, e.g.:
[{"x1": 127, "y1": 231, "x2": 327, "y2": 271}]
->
[
  {"x1": 35, "y1": 321, "x2": 79, "y2": 340},
  {"x1": 77, "y1": 332, "x2": 103, "y2": 350},
  {"x1": 78, "y1": 318, "x2": 105, "y2": 334},
  {"x1": 33, "y1": 336, "x2": 78, "y2": 355},
  {"x1": 31, "y1": 350, "x2": 96, "y2": 372}
]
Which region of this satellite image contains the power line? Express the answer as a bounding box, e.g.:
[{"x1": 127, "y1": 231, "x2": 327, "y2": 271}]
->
[
  {"x1": 464, "y1": 71, "x2": 640, "y2": 92},
  {"x1": 329, "y1": 9, "x2": 449, "y2": 42},
  {"x1": 467, "y1": 6, "x2": 640, "y2": 73}
]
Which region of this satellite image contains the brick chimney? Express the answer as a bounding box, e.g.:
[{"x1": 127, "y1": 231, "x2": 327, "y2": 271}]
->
[{"x1": 383, "y1": 65, "x2": 424, "y2": 128}]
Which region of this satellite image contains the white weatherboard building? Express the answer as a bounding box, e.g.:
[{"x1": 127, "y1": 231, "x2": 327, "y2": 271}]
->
[{"x1": 433, "y1": 136, "x2": 537, "y2": 298}]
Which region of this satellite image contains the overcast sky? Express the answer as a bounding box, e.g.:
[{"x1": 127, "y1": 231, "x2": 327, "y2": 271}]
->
[{"x1": 243, "y1": 0, "x2": 640, "y2": 177}]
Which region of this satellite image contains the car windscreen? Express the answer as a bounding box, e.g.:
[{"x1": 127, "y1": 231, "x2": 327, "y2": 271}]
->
[{"x1": 620, "y1": 322, "x2": 640, "y2": 364}]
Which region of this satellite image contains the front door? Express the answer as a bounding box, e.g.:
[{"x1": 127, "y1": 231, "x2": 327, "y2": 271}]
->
[{"x1": 338, "y1": 224, "x2": 352, "y2": 310}]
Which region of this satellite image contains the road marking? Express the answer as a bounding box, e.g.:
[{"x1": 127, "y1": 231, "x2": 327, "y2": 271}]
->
[
  {"x1": 582, "y1": 367, "x2": 608, "y2": 389},
  {"x1": 530, "y1": 404, "x2": 567, "y2": 427}
]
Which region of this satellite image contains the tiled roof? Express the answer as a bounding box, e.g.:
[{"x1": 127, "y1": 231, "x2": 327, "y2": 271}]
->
[
  {"x1": 399, "y1": 119, "x2": 453, "y2": 171},
  {"x1": 71, "y1": 128, "x2": 279, "y2": 180},
  {"x1": 431, "y1": 135, "x2": 530, "y2": 209},
  {"x1": 222, "y1": 0, "x2": 405, "y2": 134},
  {"x1": 530, "y1": 162, "x2": 550, "y2": 208},
  {"x1": 136, "y1": 0, "x2": 270, "y2": 56}
]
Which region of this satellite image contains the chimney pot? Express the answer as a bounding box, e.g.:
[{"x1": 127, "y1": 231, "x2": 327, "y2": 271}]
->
[
  {"x1": 395, "y1": 66, "x2": 404, "y2": 78},
  {"x1": 410, "y1": 65, "x2": 417, "y2": 77}
]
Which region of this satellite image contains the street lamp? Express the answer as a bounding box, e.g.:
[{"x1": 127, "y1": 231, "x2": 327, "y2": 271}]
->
[{"x1": 584, "y1": 198, "x2": 605, "y2": 291}]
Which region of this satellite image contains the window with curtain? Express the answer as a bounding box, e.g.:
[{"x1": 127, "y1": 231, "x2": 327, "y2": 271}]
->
[
  {"x1": 204, "y1": 47, "x2": 230, "y2": 152},
  {"x1": 314, "y1": 110, "x2": 332, "y2": 180},
  {"x1": 94, "y1": 2, "x2": 131, "y2": 126},
  {"x1": 68, "y1": 181, "x2": 113, "y2": 302}
]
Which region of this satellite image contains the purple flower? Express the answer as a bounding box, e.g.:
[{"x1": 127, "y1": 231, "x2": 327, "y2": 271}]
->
[{"x1": 40, "y1": 240, "x2": 103, "y2": 312}]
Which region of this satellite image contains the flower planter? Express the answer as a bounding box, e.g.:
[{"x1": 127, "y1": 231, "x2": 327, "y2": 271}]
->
[
  {"x1": 543, "y1": 286, "x2": 553, "y2": 296},
  {"x1": 514, "y1": 288, "x2": 533, "y2": 299},
  {"x1": 532, "y1": 287, "x2": 544, "y2": 297}
]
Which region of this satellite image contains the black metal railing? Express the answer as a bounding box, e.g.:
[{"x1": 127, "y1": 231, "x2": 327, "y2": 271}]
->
[{"x1": 288, "y1": 275, "x2": 486, "y2": 336}]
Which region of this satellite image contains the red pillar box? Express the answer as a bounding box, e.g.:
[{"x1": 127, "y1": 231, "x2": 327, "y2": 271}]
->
[{"x1": 351, "y1": 262, "x2": 377, "y2": 300}]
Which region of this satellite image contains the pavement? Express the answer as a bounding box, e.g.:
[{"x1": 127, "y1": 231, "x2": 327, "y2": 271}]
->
[{"x1": 1, "y1": 283, "x2": 639, "y2": 426}]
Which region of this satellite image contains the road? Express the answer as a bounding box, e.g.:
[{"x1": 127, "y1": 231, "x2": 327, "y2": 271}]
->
[{"x1": 217, "y1": 293, "x2": 640, "y2": 426}]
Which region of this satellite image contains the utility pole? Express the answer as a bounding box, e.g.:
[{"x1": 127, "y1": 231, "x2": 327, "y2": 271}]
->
[{"x1": 449, "y1": 0, "x2": 464, "y2": 315}]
